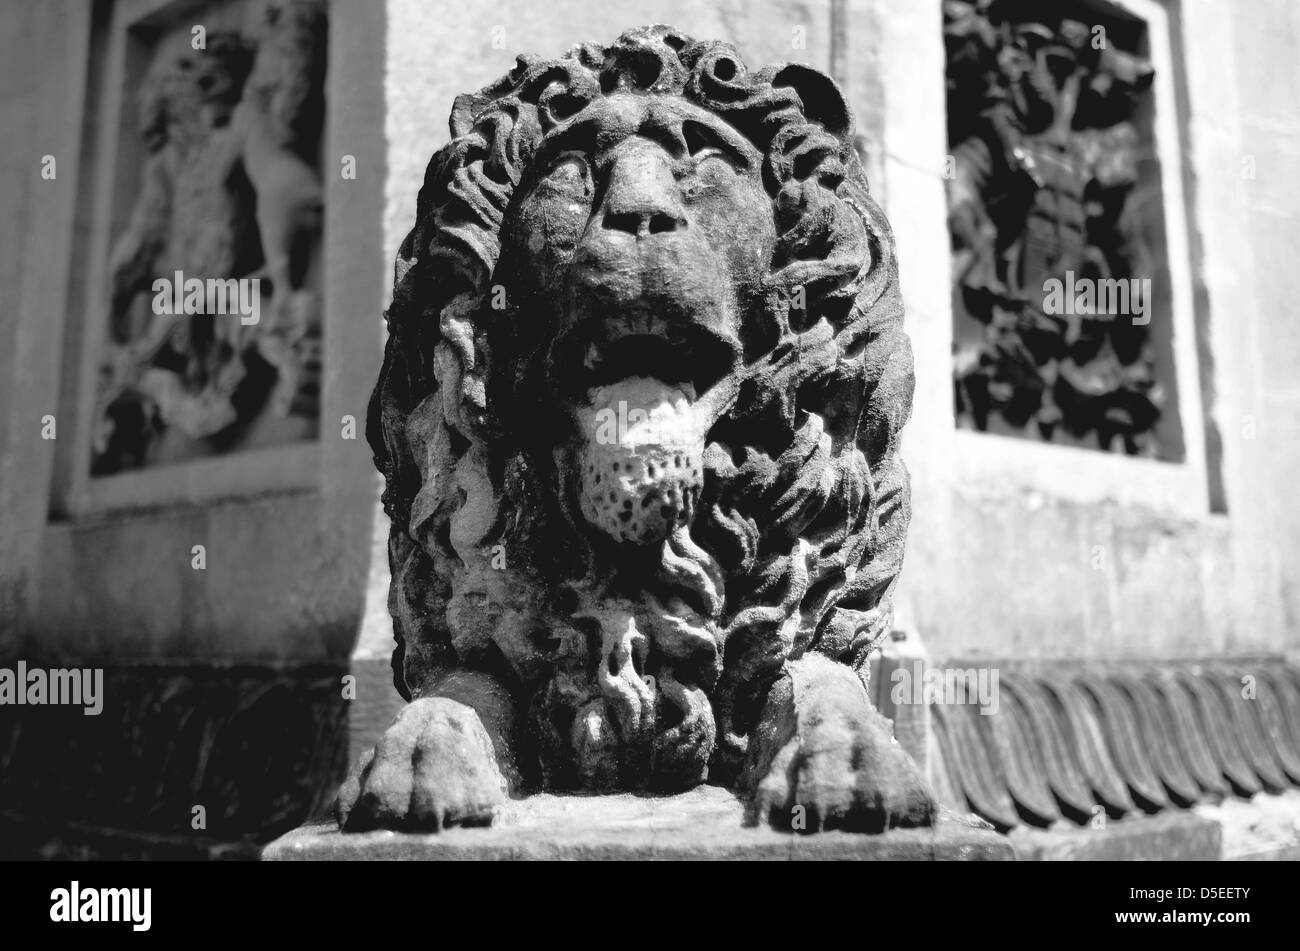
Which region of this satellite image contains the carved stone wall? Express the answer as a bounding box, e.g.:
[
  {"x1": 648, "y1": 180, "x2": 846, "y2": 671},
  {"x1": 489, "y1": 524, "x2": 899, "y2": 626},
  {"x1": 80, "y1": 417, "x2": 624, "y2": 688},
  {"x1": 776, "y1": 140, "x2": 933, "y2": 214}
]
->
[
  {"x1": 0, "y1": 0, "x2": 384, "y2": 861},
  {"x1": 93, "y1": 0, "x2": 327, "y2": 473},
  {"x1": 945, "y1": 0, "x2": 1170, "y2": 456}
]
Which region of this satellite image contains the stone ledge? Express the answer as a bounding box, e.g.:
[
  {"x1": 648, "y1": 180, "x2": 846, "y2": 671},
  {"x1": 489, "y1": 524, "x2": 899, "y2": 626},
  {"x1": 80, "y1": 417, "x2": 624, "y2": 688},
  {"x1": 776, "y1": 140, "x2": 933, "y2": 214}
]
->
[
  {"x1": 1008, "y1": 812, "x2": 1223, "y2": 861},
  {"x1": 1195, "y1": 790, "x2": 1300, "y2": 860},
  {"x1": 0, "y1": 813, "x2": 262, "y2": 861},
  {"x1": 263, "y1": 786, "x2": 1013, "y2": 861}
]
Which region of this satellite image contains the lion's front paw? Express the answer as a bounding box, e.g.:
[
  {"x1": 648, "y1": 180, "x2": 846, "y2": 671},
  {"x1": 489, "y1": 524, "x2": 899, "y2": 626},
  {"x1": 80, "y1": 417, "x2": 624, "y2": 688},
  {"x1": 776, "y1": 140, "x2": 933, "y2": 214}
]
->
[
  {"x1": 742, "y1": 655, "x2": 935, "y2": 833},
  {"x1": 335, "y1": 697, "x2": 508, "y2": 832}
]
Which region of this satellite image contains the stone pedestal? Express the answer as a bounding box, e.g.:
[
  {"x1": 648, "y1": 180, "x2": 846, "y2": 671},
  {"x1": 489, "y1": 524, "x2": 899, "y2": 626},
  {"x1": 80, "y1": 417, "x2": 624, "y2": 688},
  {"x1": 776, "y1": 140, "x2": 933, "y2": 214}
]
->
[
  {"x1": 1195, "y1": 791, "x2": 1300, "y2": 861},
  {"x1": 1008, "y1": 813, "x2": 1222, "y2": 862},
  {"x1": 264, "y1": 786, "x2": 1013, "y2": 861}
]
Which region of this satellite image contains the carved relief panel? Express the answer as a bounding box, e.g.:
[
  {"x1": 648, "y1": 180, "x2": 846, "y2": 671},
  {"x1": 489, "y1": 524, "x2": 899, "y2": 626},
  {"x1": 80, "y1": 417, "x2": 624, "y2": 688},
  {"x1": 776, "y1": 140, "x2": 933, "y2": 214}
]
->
[
  {"x1": 91, "y1": 0, "x2": 327, "y2": 474},
  {"x1": 945, "y1": 0, "x2": 1180, "y2": 458}
]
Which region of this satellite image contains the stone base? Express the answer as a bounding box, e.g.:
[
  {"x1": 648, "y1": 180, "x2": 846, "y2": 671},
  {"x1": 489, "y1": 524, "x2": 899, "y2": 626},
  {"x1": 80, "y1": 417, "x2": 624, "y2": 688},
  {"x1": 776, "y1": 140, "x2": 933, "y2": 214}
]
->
[
  {"x1": 1008, "y1": 812, "x2": 1223, "y2": 861},
  {"x1": 1195, "y1": 791, "x2": 1300, "y2": 860},
  {"x1": 263, "y1": 786, "x2": 1013, "y2": 861}
]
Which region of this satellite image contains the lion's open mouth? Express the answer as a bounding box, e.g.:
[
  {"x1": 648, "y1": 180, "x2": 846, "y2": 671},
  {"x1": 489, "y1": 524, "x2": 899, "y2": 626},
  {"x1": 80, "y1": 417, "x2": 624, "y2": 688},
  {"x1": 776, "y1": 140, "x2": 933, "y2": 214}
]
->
[
  {"x1": 554, "y1": 310, "x2": 738, "y2": 400},
  {"x1": 550, "y1": 313, "x2": 733, "y2": 546},
  {"x1": 546, "y1": 309, "x2": 736, "y2": 546}
]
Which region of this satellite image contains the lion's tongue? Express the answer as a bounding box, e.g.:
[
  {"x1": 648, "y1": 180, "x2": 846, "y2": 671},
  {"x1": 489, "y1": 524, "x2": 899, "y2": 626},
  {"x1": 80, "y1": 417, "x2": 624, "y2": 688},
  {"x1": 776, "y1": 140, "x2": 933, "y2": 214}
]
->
[{"x1": 575, "y1": 377, "x2": 705, "y2": 545}]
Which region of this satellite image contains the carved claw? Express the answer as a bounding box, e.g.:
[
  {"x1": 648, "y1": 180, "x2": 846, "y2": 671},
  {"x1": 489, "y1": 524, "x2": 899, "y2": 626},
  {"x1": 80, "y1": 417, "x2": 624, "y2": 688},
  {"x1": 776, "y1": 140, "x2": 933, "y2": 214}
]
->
[
  {"x1": 741, "y1": 654, "x2": 935, "y2": 833},
  {"x1": 335, "y1": 697, "x2": 508, "y2": 833}
]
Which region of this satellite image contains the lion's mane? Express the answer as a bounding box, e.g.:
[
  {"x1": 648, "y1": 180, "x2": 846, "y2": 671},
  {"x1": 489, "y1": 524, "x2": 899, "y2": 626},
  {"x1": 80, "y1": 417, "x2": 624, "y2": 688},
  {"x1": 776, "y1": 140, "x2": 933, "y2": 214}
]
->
[{"x1": 369, "y1": 25, "x2": 914, "y2": 787}]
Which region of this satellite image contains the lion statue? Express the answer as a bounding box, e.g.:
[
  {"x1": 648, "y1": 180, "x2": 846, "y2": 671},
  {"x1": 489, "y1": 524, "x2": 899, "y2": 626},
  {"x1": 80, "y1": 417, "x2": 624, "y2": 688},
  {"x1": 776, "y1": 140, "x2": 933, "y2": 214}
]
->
[{"x1": 338, "y1": 26, "x2": 933, "y2": 835}]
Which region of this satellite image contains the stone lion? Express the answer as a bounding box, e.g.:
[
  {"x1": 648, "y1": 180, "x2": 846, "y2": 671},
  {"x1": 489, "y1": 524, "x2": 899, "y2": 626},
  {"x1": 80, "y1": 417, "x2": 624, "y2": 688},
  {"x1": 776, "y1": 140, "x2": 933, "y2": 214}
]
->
[{"x1": 339, "y1": 26, "x2": 933, "y2": 834}]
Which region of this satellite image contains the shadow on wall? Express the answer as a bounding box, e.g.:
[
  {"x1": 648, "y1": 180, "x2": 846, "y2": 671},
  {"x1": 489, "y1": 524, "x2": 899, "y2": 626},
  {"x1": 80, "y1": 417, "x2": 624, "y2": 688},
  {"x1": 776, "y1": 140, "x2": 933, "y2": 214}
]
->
[{"x1": 0, "y1": 662, "x2": 348, "y2": 860}]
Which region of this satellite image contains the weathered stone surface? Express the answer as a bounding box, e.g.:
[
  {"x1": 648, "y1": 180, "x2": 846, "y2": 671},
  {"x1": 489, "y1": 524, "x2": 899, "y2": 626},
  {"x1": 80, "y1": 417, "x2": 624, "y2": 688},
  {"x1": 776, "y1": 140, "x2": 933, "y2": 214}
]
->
[
  {"x1": 271, "y1": 786, "x2": 1008, "y2": 860},
  {"x1": 342, "y1": 23, "x2": 931, "y2": 837},
  {"x1": 1195, "y1": 790, "x2": 1300, "y2": 861},
  {"x1": 1009, "y1": 812, "x2": 1222, "y2": 861},
  {"x1": 740, "y1": 654, "x2": 933, "y2": 832},
  {"x1": 336, "y1": 696, "x2": 509, "y2": 833}
]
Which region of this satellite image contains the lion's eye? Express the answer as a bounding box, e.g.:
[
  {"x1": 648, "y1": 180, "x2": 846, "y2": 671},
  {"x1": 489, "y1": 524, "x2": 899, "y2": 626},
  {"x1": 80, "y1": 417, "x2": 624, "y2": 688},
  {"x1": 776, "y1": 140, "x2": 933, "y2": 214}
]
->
[
  {"x1": 541, "y1": 155, "x2": 593, "y2": 200},
  {"x1": 677, "y1": 149, "x2": 734, "y2": 199},
  {"x1": 692, "y1": 149, "x2": 732, "y2": 174}
]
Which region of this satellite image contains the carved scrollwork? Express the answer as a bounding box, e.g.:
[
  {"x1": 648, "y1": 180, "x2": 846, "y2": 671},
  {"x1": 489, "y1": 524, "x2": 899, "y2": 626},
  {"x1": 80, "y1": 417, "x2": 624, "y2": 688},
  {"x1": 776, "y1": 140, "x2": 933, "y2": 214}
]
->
[{"x1": 933, "y1": 664, "x2": 1300, "y2": 831}]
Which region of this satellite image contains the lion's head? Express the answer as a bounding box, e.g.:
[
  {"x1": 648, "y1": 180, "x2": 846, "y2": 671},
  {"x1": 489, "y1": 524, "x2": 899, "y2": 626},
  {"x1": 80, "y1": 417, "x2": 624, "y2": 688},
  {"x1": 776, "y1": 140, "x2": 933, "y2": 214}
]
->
[{"x1": 370, "y1": 26, "x2": 914, "y2": 793}]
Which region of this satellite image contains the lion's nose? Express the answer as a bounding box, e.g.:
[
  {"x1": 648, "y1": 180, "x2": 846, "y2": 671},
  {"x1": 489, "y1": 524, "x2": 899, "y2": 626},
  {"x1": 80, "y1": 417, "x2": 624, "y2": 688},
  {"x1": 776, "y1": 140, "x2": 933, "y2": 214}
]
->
[
  {"x1": 599, "y1": 141, "x2": 687, "y2": 238},
  {"x1": 602, "y1": 209, "x2": 682, "y2": 237}
]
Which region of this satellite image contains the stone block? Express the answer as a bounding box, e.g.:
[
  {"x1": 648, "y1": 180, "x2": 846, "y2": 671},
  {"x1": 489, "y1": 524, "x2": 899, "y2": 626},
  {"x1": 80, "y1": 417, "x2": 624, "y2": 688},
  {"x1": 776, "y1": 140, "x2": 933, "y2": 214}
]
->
[
  {"x1": 265, "y1": 786, "x2": 1013, "y2": 861},
  {"x1": 1009, "y1": 812, "x2": 1222, "y2": 861},
  {"x1": 1195, "y1": 790, "x2": 1300, "y2": 860}
]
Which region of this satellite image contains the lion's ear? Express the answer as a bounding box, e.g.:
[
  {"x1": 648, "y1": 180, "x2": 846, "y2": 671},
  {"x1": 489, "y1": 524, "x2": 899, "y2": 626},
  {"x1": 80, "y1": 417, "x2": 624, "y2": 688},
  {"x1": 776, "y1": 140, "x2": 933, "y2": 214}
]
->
[
  {"x1": 451, "y1": 92, "x2": 492, "y2": 139},
  {"x1": 769, "y1": 64, "x2": 854, "y2": 142}
]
